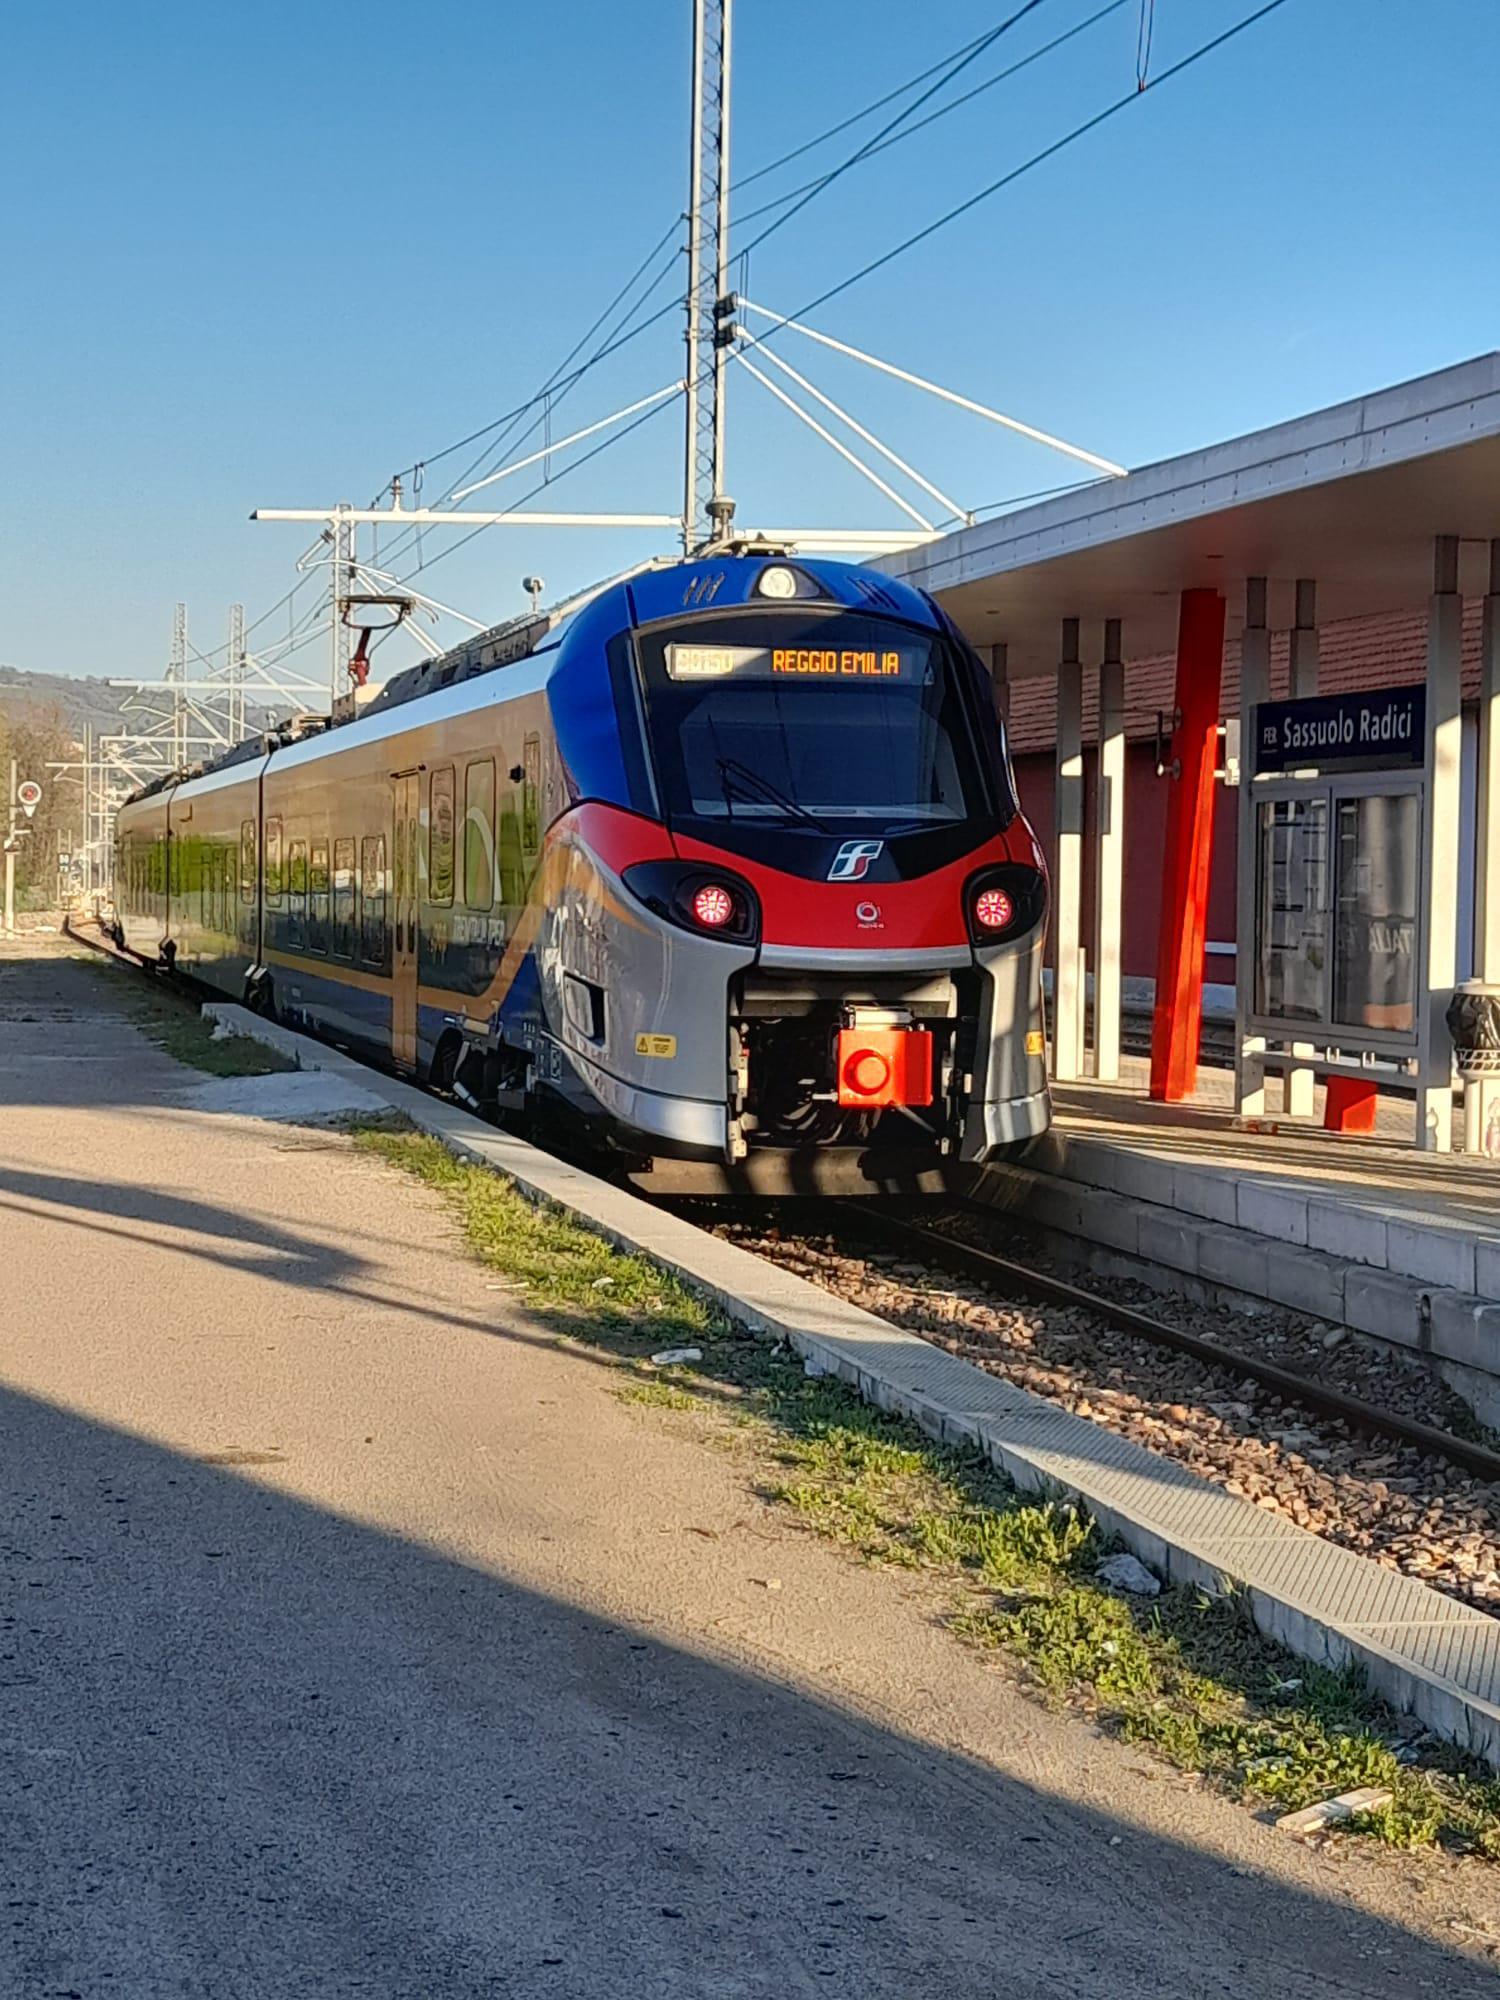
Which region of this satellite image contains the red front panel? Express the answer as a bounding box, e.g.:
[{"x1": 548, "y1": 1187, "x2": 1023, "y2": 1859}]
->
[{"x1": 672, "y1": 823, "x2": 1041, "y2": 951}]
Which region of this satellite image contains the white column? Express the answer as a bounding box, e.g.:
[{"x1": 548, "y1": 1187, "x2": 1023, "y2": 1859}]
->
[
  {"x1": 1053, "y1": 618, "x2": 1084, "y2": 1083},
  {"x1": 1464, "y1": 542, "x2": 1500, "y2": 1153},
  {"x1": 1285, "y1": 575, "x2": 1318, "y2": 1116},
  {"x1": 1236, "y1": 578, "x2": 1270, "y2": 1118},
  {"x1": 1289, "y1": 577, "x2": 1319, "y2": 696},
  {"x1": 1093, "y1": 619, "x2": 1124, "y2": 1081},
  {"x1": 988, "y1": 642, "x2": 1010, "y2": 726},
  {"x1": 1419, "y1": 536, "x2": 1463, "y2": 1152}
]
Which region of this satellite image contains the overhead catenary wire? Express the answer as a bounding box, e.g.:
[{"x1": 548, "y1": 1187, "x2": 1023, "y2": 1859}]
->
[
  {"x1": 382, "y1": 387, "x2": 685, "y2": 589},
  {"x1": 450, "y1": 383, "x2": 686, "y2": 503},
  {"x1": 731, "y1": 0, "x2": 1131, "y2": 235},
  {"x1": 731, "y1": 0, "x2": 1055, "y2": 265},
  {"x1": 733, "y1": 0, "x2": 1294, "y2": 353},
  {"x1": 373, "y1": 227, "x2": 688, "y2": 579},
  {"x1": 731, "y1": 15, "x2": 1037, "y2": 193}
]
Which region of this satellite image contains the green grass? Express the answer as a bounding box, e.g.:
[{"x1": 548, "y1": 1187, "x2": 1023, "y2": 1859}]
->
[
  {"x1": 358, "y1": 1124, "x2": 1500, "y2": 1864},
  {"x1": 78, "y1": 954, "x2": 294, "y2": 1077}
]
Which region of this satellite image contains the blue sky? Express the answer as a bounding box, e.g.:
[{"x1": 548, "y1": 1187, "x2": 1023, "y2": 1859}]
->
[{"x1": 2, "y1": 0, "x2": 1496, "y2": 688}]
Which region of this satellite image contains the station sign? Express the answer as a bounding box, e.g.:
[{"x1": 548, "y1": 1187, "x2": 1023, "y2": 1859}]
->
[{"x1": 1253, "y1": 683, "x2": 1425, "y2": 775}]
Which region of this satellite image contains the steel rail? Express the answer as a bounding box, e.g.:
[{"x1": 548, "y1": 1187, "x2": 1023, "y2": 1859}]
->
[{"x1": 848, "y1": 1207, "x2": 1500, "y2": 1486}]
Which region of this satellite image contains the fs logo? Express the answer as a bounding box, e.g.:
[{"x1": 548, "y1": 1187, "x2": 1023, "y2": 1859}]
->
[{"x1": 827, "y1": 838, "x2": 884, "y2": 882}]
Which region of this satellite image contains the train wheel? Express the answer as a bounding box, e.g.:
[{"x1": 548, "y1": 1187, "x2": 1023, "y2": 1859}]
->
[{"x1": 244, "y1": 970, "x2": 277, "y2": 1021}]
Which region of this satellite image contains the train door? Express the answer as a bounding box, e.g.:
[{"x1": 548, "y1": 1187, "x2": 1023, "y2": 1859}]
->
[{"x1": 391, "y1": 772, "x2": 420, "y2": 1069}]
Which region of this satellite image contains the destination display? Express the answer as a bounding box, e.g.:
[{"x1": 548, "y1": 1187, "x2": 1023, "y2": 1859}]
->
[
  {"x1": 1253, "y1": 683, "x2": 1425, "y2": 774},
  {"x1": 666, "y1": 641, "x2": 926, "y2": 683}
]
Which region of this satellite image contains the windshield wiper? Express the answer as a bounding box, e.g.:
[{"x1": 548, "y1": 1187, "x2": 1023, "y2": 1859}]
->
[{"x1": 715, "y1": 757, "x2": 833, "y2": 834}]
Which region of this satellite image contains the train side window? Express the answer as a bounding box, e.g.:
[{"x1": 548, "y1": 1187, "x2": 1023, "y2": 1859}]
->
[
  {"x1": 360, "y1": 835, "x2": 387, "y2": 963},
  {"x1": 308, "y1": 840, "x2": 330, "y2": 953},
  {"x1": 464, "y1": 758, "x2": 495, "y2": 910},
  {"x1": 333, "y1": 837, "x2": 356, "y2": 958},
  {"x1": 265, "y1": 817, "x2": 283, "y2": 900},
  {"x1": 240, "y1": 819, "x2": 256, "y2": 904},
  {"x1": 522, "y1": 734, "x2": 540, "y2": 855},
  {"x1": 429, "y1": 766, "x2": 455, "y2": 905},
  {"x1": 199, "y1": 844, "x2": 210, "y2": 928},
  {"x1": 287, "y1": 840, "x2": 308, "y2": 948}
]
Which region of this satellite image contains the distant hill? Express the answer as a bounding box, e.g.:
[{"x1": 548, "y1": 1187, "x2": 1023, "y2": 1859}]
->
[
  {"x1": 0, "y1": 666, "x2": 284, "y2": 749},
  {"x1": 0, "y1": 667, "x2": 132, "y2": 744}
]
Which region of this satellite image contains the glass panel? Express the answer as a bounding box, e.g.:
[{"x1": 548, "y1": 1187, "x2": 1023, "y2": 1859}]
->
[
  {"x1": 1332, "y1": 792, "x2": 1419, "y2": 1035},
  {"x1": 360, "y1": 835, "x2": 386, "y2": 962},
  {"x1": 287, "y1": 840, "x2": 308, "y2": 948},
  {"x1": 464, "y1": 759, "x2": 495, "y2": 910},
  {"x1": 1254, "y1": 796, "x2": 1329, "y2": 1023},
  {"x1": 333, "y1": 837, "x2": 356, "y2": 957},
  {"x1": 430, "y1": 767, "x2": 455, "y2": 905},
  {"x1": 308, "y1": 841, "x2": 330, "y2": 955},
  {"x1": 240, "y1": 820, "x2": 256, "y2": 904},
  {"x1": 264, "y1": 818, "x2": 283, "y2": 900}
]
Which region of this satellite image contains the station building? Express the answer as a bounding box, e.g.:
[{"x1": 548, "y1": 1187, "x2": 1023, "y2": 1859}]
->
[{"x1": 882, "y1": 352, "x2": 1500, "y2": 1156}]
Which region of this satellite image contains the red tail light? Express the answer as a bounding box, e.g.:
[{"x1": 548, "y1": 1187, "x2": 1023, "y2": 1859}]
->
[
  {"x1": 691, "y1": 883, "x2": 736, "y2": 929},
  {"x1": 964, "y1": 864, "x2": 1046, "y2": 946},
  {"x1": 973, "y1": 886, "x2": 1014, "y2": 932}
]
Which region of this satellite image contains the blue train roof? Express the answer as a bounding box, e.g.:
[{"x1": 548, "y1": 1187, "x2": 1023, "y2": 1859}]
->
[{"x1": 623, "y1": 553, "x2": 940, "y2": 632}]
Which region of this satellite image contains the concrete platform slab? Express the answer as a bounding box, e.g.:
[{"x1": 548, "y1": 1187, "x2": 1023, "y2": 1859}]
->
[{"x1": 1042, "y1": 1070, "x2": 1500, "y2": 1305}]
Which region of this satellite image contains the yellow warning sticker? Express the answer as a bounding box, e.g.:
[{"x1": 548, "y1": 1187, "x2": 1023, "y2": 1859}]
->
[
  {"x1": 1025, "y1": 1030, "x2": 1046, "y2": 1056},
  {"x1": 635, "y1": 1032, "x2": 678, "y2": 1059}
]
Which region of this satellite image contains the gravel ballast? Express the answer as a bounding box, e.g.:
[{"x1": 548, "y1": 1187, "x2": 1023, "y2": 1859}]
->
[{"x1": 708, "y1": 1207, "x2": 1500, "y2": 1619}]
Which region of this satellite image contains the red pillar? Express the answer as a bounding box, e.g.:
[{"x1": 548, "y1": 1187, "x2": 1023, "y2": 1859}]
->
[{"x1": 1150, "y1": 588, "x2": 1225, "y2": 1101}]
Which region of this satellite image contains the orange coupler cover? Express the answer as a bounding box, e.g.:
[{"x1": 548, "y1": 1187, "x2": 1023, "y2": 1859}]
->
[{"x1": 836, "y1": 1028, "x2": 934, "y2": 1109}]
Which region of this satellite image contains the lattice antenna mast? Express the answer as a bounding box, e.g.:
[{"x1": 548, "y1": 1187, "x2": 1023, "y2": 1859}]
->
[
  {"x1": 228, "y1": 602, "x2": 247, "y2": 743},
  {"x1": 330, "y1": 504, "x2": 355, "y2": 709},
  {"x1": 168, "y1": 601, "x2": 187, "y2": 767},
  {"x1": 681, "y1": 0, "x2": 734, "y2": 551}
]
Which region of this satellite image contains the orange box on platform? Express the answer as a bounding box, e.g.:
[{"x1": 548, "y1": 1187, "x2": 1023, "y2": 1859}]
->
[{"x1": 836, "y1": 1028, "x2": 933, "y2": 1109}]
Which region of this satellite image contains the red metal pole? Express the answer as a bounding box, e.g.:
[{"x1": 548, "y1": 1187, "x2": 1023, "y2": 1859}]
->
[{"x1": 1149, "y1": 588, "x2": 1225, "y2": 1101}]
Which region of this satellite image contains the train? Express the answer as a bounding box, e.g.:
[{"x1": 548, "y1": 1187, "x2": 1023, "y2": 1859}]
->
[{"x1": 114, "y1": 550, "x2": 1050, "y2": 1192}]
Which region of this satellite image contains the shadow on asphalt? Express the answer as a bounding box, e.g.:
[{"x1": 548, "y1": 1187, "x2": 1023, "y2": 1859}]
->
[{"x1": 2, "y1": 1383, "x2": 1494, "y2": 1999}]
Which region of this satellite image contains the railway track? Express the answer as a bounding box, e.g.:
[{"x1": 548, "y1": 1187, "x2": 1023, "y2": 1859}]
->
[
  {"x1": 853, "y1": 1207, "x2": 1500, "y2": 1485},
  {"x1": 710, "y1": 1203, "x2": 1500, "y2": 1616}
]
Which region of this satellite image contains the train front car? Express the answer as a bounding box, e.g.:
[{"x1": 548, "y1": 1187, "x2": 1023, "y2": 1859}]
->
[{"x1": 526, "y1": 554, "x2": 1050, "y2": 1191}]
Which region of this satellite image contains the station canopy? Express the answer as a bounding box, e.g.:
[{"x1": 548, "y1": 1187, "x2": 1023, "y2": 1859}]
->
[{"x1": 878, "y1": 353, "x2": 1500, "y2": 677}]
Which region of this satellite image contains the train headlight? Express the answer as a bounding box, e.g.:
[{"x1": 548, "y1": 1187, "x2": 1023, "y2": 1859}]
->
[
  {"x1": 757, "y1": 565, "x2": 798, "y2": 600},
  {"x1": 692, "y1": 883, "x2": 736, "y2": 929},
  {"x1": 622, "y1": 861, "x2": 761, "y2": 946},
  {"x1": 973, "y1": 887, "x2": 1014, "y2": 933},
  {"x1": 965, "y1": 864, "x2": 1046, "y2": 948}
]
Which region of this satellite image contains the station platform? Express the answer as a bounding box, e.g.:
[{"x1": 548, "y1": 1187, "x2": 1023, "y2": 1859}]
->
[{"x1": 971, "y1": 1059, "x2": 1500, "y2": 1423}]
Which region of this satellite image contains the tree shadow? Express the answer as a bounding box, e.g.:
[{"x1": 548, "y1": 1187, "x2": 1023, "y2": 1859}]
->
[{"x1": 2, "y1": 1383, "x2": 1495, "y2": 1998}]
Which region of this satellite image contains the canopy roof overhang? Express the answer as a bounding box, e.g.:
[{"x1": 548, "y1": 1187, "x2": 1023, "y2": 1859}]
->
[{"x1": 878, "y1": 353, "x2": 1500, "y2": 678}]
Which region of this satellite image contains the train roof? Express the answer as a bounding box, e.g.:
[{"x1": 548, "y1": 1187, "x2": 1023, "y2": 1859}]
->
[{"x1": 120, "y1": 550, "x2": 940, "y2": 804}]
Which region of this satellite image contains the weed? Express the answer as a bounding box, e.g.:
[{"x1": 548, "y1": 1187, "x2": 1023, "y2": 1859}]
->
[
  {"x1": 78, "y1": 956, "x2": 293, "y2": 1077},
  {"x1": 359, "y1": 1124, "x2": 1500, "y2": 1866}
]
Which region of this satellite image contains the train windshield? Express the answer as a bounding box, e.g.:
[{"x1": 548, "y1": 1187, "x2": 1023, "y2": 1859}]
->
[{"x1": 635, "y1": 612, "x2": 1000, "y2": 833}]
